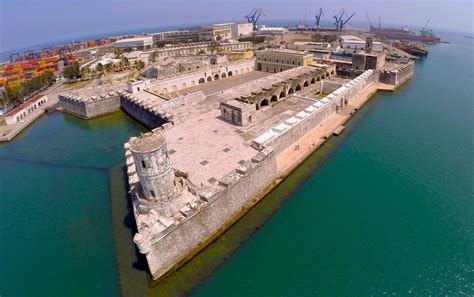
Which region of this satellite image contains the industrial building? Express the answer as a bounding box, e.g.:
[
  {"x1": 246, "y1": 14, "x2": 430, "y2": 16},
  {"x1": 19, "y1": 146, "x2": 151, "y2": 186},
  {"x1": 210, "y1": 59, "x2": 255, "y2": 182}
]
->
[
  {"x1": 255, "y1": 49, "x2": 314, "y2": 73},
  {"x1": 114, "y1": 37, "x2": 154, "y2": 49},
  {"x1": 152, "y1": 30, "x2": 199, "y2": 43},
  {"x1": 340, "y1": 35, "x2": 383, "y2": 52},
  {"x1": 199, "y1": 23, "x2": 234, "y2": 41}
]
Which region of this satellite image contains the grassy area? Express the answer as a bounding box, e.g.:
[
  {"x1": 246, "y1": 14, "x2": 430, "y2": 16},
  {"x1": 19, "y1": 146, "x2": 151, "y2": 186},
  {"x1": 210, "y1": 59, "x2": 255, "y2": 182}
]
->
[{"x1": 64, "y1": 79, "x2": 92, "y2": 89}]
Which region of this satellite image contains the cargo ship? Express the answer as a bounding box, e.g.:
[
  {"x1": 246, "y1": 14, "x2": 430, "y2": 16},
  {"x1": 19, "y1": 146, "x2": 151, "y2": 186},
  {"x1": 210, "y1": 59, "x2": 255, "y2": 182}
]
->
[
  {"x1": 393, "y1": 42, "x2": 429, "y2": 57},
  {"x1": 371, "y1": 26, "x2": 441, "y2": 43}
]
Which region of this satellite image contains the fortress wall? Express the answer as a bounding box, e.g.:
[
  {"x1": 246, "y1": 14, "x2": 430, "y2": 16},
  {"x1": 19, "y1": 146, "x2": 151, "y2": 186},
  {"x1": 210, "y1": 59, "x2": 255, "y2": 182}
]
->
[
  {"x1": 321, "y1": 80, "x2": 343, "y2": 94},
  {"x1": 150, "y1": 60, "x2": 255, "y2": 94},
  {"x1": 254, "y1": 70, "x2": 377, "y2": 154},
  {"x1": 59, "y1": 94, "x2": 121, "y2": 118},
  {"x1": 145, "y1": 149, "x2": 279, "y2": 279},
  {"x1": 379, "y1": 62, "x2": 414, "y2": 86},
  {"x1": 59, "y1": 95, "x2": 87, "y2": 117},
  {"x1": 159, "y1": 91, "x2": 206, "y2": 113},
  {"x1": 84, "y1": 95, "x2": 121, "y2": 117},
  {"x1": 120, "y1": 96, "x2": 167, "y2": 129}
]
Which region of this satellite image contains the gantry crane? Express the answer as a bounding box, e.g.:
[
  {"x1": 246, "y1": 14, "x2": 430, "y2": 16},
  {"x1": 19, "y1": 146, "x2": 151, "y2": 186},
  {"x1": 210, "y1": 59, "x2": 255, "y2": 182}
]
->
[
  {"x1": 245, "y1": 8, "x2": 265, "y2": 30},
  {"x1": 315, "y1": 8, "x2": 324, "y2": 30}
]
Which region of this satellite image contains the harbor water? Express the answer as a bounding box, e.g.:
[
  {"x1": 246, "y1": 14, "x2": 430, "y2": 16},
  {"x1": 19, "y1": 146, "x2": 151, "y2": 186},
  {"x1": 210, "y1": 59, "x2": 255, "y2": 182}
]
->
[{"x1": 0, "y1": 32, "x2": 472, "y2": 296}]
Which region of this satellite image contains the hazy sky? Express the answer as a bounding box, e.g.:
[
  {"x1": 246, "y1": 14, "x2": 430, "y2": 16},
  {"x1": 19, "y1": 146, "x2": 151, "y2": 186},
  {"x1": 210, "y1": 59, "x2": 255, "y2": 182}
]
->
[{"x1": 1, "y1": 0, "x2": 473, "y2": 52}]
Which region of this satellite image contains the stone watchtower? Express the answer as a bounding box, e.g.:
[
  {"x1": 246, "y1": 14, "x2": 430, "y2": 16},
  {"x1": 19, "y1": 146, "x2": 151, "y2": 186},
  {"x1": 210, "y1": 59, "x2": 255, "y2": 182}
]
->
[{"x1": 130, "y1": 132, "x2": 176, "y2": 212}]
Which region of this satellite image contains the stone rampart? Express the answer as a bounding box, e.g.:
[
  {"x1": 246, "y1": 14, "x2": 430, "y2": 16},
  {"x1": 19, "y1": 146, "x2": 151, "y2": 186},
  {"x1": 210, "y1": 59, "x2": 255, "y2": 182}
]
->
[
  {"x1": 142, "y1": 147, "x2": 279, "y2": 279},
  {"x1": 379, "y1": 61, "x2": 414, "y2": 86},
  {"x1": 120, "y1": 94, "x2": 167, "y2": 129},
  {"x1": 252, "y1": 70, "x2": 377, "y2": 153},
  {"x1": 59, "y1": 92, "x2": 121, "y2": 119}
]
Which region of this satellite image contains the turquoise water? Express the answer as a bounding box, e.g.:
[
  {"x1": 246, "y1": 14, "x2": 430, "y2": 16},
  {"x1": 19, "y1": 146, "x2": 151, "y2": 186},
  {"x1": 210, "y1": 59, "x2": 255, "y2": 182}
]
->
[
  {"x1": 0, "y1": 112, "x2": 145, "y2": 297},
  {"x1": 190, "y1": 35, "x2": 474, "y2": 295}
]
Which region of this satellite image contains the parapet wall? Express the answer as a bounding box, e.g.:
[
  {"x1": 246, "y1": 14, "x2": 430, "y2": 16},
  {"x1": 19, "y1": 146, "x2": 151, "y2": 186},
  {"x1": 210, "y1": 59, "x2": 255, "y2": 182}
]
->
[
  {"x1": 379, "y1": 62, "x2": 414, "y2": 86},
  {"x1": 253, "y1": 70, "x2": 377, "y2": 154},
  {"x1": 120, "y1": 94, "x2": 167, "y2": 129},
  {"x1": 143, "y1": 147, "x2": 279, "y2": 279},
  {"x1": 59, "y1": 93, "x2": 121, "y2": 119}
]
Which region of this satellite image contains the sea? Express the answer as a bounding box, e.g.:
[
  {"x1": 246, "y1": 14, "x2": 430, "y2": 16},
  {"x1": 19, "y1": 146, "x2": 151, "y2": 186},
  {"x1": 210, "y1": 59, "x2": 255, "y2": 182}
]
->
[{"x1": 0, "y1": 28, "x2": 472, "y2": 296}]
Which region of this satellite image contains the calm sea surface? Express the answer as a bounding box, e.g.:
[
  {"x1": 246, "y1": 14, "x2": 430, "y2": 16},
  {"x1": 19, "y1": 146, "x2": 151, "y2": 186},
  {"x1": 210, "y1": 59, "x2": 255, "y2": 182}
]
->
[{"x1": 0, "y1": 33, "x2": 472, "y2": 297}]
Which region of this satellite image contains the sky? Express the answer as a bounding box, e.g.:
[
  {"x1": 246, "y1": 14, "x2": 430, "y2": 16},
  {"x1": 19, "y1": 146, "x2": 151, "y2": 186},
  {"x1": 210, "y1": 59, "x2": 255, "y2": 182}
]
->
[{"x1": 0, "y1": 0, "x2": 473, "y2": 52}]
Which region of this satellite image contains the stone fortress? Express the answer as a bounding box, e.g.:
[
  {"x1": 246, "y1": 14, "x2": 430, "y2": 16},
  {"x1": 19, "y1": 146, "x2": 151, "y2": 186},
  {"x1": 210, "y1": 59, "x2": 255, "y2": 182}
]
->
[{"x1": 58, "y1": 37, "x2": 415, "y2": 280}]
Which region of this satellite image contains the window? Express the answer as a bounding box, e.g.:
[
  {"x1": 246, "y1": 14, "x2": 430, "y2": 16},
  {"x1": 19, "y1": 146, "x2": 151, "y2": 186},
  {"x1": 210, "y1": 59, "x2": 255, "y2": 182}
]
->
[
  {"x1": 150, "y1": 190, "x2": 155, "y2": 197},
  {"x1": 141, "y1": 160, "x2": 146, "y2": 168}
]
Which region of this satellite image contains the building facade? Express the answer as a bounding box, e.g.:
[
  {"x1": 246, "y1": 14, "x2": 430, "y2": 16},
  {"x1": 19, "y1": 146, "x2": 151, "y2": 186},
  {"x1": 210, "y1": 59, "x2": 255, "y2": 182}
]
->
[
  {"x1": 115, "y1": 37, "x2": 154, "y2": 49},
  {"x1": 255, "y1": 49, "x2": 314, "y2": 73}
]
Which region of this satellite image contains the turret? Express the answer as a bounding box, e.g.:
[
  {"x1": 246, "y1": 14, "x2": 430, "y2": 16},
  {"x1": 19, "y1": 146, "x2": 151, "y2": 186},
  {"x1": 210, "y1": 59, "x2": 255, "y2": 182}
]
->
[{"x1": 130, "y1": 131, "x2": 176, "y2": 205}]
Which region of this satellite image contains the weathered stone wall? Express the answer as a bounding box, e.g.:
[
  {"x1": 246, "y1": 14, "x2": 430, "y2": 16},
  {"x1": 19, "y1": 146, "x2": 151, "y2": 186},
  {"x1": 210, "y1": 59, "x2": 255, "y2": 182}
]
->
[
  {"x1": 59, "y1": 94, "x2": 121, "y2": 118},
  {"x1": 144, "y1": 148, "x2": 279, "y2": 279},
  {"x1": 321, "y1": 80, "x2": 343, "y2": 94},
  {"x1": 253, "y1": 70, "x2": 377, "y2": 153},
  {"x1": 85, "y1": 96, "x2": 121, "y2": 117},
  {"x1": 59, "y1": 95, "x2": 87, "y2": 117},
  {"x1": 159, "y1": 91, "x2": 206, "y2": 113},
  {"x1": 120, "y1": 96, "x2": 167, "y2": 129},
  {"x1": 379, "y1": 62, "x2": 414, "y2": 86}
]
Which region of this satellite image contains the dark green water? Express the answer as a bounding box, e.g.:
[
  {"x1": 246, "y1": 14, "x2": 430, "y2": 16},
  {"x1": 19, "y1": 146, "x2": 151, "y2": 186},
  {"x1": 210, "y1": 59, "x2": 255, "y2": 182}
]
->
[
  {"x1": 190, "y1": 35, "x2": 474, "y2": 295},
  {"x1": 0, "y1": 112, "x2": 146, "y2": 297},
  {"x1": 1, "y1": 34, "x2": 472, "y2": 297}
]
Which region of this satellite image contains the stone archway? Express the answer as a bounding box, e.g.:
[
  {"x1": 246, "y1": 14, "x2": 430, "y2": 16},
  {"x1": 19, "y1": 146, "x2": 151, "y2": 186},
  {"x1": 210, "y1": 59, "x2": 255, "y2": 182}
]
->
[
  {"x1": 270, "y1": 95, "x2": 278, "y2": 102},
  {"x1": 257, "y1": 63, "x2": 262, "y2": 71},
  {"x1": 255, "y1": 103, "x2": 260, "y2": 110},
  {"x1": 288, "y1": 88, "x2": 295, "y2": 95},
  {"x1": 214, "y1": 74, "x2": 220, "y2": 80},
  {"x1": 221, "y1": 73, "x2": 227, "y2": 78},
  {"x1": 331, "y1": 70, "x2": 335, "y2": 75},
  {"x1": 316, "y1": 76, "x2": 321, "y2": 81},
  {"x1": 207, "y1": 76, "x2": 212, "y2": 82},
  {"x1": 260, "y1": 99, "x2": 269, "y2": 108},
  {"x1": 228, "y1": 71, "x2": 233, "y2": 76},
  {"x1": 311, "y1": 78, "x2": 316, "y2": 84},
  {"x1": 199, "y1": 78, "x2": 205, "y2": 84},
  {"x1": 303, "y1": 80, "x2": 309, "y2": 87},
  {"x1": 279, "y1": 91, "x2": 286, "y2": 99},
  {"x1": 295, "y1": 85, "x2": 302, "y2": 91}
]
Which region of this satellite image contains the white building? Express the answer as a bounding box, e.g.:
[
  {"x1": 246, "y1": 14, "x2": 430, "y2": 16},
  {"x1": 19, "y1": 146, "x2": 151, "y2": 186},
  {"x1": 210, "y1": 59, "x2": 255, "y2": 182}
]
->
[
  {"x1": 340, "y1": 35, "x2": 383, "y2": 52},
  {"x1": 4, "y1": 95, "x2": 48, "y2": 125},
  {"x1": 115, "y1": 37, "x2": 154, "y2": 49},
  {"x1": 231, "y1": 23, "x2": 253, "y2": 38},
  {"x1": 255, "y1": 26, "x2": 288, "y2": 36}
]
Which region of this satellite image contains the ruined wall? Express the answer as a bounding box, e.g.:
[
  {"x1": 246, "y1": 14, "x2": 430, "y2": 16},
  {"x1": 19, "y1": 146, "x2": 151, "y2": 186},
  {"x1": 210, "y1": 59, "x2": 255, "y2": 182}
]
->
[{"x1": 145, "y1": 148, "x2": 279, "y2": 279}]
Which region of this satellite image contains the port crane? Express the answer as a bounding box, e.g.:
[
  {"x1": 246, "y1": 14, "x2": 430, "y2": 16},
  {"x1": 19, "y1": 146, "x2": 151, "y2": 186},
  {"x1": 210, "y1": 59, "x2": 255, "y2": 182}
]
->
[
  {"x1": 315, "y1": 8, "x2": 324, "y2": 30},
  {"x1": 365, "y1": 11, "x2": 374, "y2": 29},
  {"x1": 333, "y1": 9, "x2": 355, "y2": 31},
  {"x1": 245, "y1": 8, "x2": 265, "y2": 30}
]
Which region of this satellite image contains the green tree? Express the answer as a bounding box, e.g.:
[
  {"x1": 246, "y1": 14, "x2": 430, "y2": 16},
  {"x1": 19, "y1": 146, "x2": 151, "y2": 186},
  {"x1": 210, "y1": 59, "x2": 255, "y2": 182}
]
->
[
  {"x1": 105, "y1": 63, "x2": 114, "y2": 73},
  {"x1": 209, "y1": 40, "x2": 220, "y2": 55},
  {"x1": 96, "y1": 63, "x2": 104, "y2": 75},
  {"x1": 63, "y1": 62, "x2": 81, "y2": 79},
  {"x1": 136, "y1": 60, "x2": 145, "y2": 70}
]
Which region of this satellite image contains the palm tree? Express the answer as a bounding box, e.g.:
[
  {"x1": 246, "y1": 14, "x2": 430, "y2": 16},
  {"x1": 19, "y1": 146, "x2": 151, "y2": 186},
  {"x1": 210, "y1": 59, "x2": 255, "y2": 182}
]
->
[{"x1": 96, "y1": 63, "x2": 104, "y2": 75}]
